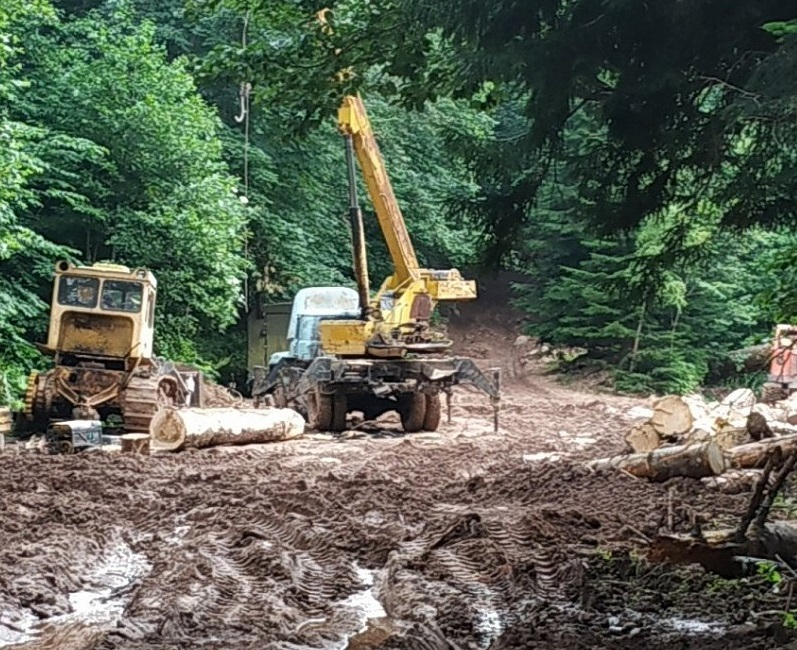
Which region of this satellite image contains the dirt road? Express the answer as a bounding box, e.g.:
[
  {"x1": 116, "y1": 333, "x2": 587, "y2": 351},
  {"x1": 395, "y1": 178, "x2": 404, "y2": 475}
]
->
[{"x1": 1, "y1": 303, "x2": 795, "y2": 649}]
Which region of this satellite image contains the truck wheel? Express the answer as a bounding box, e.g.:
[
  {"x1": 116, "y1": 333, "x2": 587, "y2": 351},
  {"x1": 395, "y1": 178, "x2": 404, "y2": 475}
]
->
[
  {"x1": 399, "y1": 393, "x2": 426, "y2": 433},
  {"x1": 423, "y1": 394, "x2": 442, "y2": 431},
  {"x1": 309, "y1": 392, "x2": 334, "y2": 431},
  {"x1": 273, "y1": 385, "x2": 288, "y2": 408},
  {"x1": 331, "y1": 393, "x2": 348, "y2": 432}
]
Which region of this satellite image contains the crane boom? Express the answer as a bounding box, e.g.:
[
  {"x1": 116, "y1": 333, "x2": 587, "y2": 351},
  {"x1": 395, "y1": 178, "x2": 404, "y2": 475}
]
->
[
  {"x1": 318, "y1": 93, "x2": 477, "y2": 358},
  {"x1": 338, "y1": 95, "x2": 420, "y2": 285}
]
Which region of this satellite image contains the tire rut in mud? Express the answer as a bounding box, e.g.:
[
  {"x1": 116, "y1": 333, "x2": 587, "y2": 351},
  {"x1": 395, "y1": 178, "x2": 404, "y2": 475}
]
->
[{"x1": 0, "y1": 433, "x2": 793, "y2": 649}]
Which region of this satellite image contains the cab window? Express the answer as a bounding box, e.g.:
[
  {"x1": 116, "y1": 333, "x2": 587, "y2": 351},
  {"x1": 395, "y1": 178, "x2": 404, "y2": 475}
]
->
[
  {"x1": 58, "y1": 276, "x2": 99, "y2": 308},
  {"x1": 101, "y1": 280, "x2": 143, "y2": 313}
]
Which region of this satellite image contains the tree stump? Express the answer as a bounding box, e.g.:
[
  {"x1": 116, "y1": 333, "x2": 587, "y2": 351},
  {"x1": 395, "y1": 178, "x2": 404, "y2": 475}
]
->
[{"x1": 121, "y1": 433, "x2": 150, "y2": 455}]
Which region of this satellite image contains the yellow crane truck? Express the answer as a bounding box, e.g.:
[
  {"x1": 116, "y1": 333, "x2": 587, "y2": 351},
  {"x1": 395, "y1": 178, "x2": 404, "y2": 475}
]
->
[
  {"x1": 22, "y1": 260, "x2": 202, "y2": 446},
  {"x1": 251, "y1": 95, "x2": 500, "y2": 432}
]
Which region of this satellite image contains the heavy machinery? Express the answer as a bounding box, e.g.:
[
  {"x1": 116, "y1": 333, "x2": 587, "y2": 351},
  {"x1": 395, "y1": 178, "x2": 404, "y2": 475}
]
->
[
  {"x1": 251, "y1": 95, "x2": 500, "y2": 432},
  {"x1": 22, "y1": 260, "x2": 202, "y2": 445}
]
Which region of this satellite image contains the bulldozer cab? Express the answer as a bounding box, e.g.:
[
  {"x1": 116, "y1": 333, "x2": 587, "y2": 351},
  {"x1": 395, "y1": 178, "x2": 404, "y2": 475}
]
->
[{"x1": 47, "y1": 261, "x2": 157, "y2": 362}]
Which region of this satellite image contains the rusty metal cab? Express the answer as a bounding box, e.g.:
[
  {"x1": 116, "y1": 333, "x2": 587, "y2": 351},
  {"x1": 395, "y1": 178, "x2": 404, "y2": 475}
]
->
[
  {"x1": 23, "y1": 261, "x2": 197, "y2": 439},
  {"x1": 46, "y1": 260, "x2": 156, "y2": 363}
]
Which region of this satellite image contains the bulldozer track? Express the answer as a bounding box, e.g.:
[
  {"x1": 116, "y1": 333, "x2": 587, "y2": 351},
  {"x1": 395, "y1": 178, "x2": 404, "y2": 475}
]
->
[
  {"x1": 22, "y1": 371, "x2": 51, "y2": 431},
  {"x1": 121, "y1": 375, "x2": 162, "y2": 434}
]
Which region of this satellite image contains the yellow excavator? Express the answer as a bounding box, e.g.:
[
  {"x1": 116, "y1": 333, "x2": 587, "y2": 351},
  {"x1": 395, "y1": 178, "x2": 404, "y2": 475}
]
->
[{"x1": 251, "y1": 95, "x2": 500, "y2": 432}]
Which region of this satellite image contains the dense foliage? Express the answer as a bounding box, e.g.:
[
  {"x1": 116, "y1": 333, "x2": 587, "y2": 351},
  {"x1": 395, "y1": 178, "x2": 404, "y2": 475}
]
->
[{"x1": 3, "y1": 0, "x2": 797, "y2": 403}]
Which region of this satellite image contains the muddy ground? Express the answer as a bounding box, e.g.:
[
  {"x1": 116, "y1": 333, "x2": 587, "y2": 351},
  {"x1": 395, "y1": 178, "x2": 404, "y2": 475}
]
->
[{"x1": 2, "y1": 293, "x2": 796, "y2": 649}]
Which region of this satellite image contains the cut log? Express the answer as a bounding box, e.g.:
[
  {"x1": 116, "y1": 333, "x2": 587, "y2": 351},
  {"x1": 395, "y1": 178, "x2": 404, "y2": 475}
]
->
[
  {"x1": 588, "y1": 440, "x2": 726, "y2": 481},
  {"x1": 726, "y1": 433, "x2": 797, "y2": 469},
  {"x1": 150, "y1": 407, "x2": 305, "y2": 451},
  {"x1": 648, "y1": 396, "x2": 694, "y2": 438},
  {"x1": 625, "y1": 423, "x2": 661, "y2": 453},
  {"x1": 714, "y1": 425, "x2": 749, "y2": 450},
  {"x1": 120, "y1": 433, "x2": 150, "y2": 455}
]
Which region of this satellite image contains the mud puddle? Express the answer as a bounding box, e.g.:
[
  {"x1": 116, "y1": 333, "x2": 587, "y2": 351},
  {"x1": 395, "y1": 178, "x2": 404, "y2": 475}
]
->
[{"x1": 0, "y1": 539, "x2": 150, "y2": 649}]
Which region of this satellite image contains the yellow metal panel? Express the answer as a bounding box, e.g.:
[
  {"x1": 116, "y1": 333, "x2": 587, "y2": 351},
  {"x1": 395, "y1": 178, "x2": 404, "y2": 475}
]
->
[
  {"x1": 428, "y1": 279, "x2": 478, "y2": 301},
  {"x1": 319, "y1": 320, "x2": 368, "y2": 356},
  {"x1": 58, "y1": 313, "x2": 135, "y2": 358}
]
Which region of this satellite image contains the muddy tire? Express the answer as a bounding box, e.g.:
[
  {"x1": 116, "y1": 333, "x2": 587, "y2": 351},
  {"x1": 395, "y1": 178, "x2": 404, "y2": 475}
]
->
[
  {"x1": 330, "y1": 393, "x2": 348, "y2": 433},
  {"x1": 272, "y1": 384, "x2": 288, "y2": 408},
  {"x1": 423, "y1": 394, "x2": 442, "y2": 432},
  {"x1": 761, "y1": 382, "x2": 788, "y2": 404},
  {"x1": 309, "y1": 392, "x2": 334, "y2": 431},
  {"x1": 399, "y1": 393, "x2": 426, "y2": 433}
]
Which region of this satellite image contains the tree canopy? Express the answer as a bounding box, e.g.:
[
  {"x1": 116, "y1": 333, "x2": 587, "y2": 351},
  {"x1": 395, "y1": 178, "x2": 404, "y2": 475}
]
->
[{"x1": 1, "y1": 0, "x2": 797, "y2": 402}]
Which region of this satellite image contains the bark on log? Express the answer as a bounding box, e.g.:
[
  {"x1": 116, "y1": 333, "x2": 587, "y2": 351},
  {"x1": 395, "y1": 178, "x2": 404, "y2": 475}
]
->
[
  {"x1": 649, "y1": 396, "x2": 694, "y2": 438},
  {"x1": 150, "y1": 407, "x2": 305, "y2": 451},
  {"x1": 726, "y1": 433, "x2": 797, "y2": 469},
  {"x1": 121, "y1": 433, "x2": 150, "y2": 455},
  {"x1": 588, "y1": 440, "x2": 726, "y2": 481},
  {"x1": 625, "y1": 423, "x2": 661, "y2": 453}
]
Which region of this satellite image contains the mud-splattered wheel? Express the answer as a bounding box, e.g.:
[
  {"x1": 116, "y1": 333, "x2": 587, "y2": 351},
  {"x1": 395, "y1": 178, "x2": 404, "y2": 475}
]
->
[
  {"x1": 272, "y1": 384, "x2": 288, "y2": 408},
  {"x1": 423, "y1": 394, "x2": 442, "y2": 432},
  {"x1": 308, "y1": 391, "x2": 334, "y2": 431},
  {"x1": 399, "y1": 393, "x2": 426, "y2": 433},
  {"x1": 330, "y1": 393, "x2": 348, "y2": 433}
]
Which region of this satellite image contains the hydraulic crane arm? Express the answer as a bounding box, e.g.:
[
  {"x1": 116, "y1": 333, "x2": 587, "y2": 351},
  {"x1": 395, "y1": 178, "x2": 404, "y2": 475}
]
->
[
  {"x1": 319, "y1": 93, "x2": 477, "y2": 358},
  {"x1": 338, "y1": 95, "x2": 420, "y2": 286}
]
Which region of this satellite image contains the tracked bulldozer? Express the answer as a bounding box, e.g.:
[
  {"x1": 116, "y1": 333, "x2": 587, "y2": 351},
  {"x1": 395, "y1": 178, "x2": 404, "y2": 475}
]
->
[{"x1": 22, "y1": 261, "x2": 202, "y2": 443}]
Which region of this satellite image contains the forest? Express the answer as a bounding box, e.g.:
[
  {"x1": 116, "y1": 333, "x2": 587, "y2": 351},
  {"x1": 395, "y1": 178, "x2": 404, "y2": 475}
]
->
[{"x1": 2, "y1": 0, "x2": 797, "y2": 406}]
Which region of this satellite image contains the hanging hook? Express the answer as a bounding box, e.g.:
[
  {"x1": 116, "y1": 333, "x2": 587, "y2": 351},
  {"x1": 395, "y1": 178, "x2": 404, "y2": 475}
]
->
[{"x1": 234, "y1": 82, "x2": 251, "y2": 124}]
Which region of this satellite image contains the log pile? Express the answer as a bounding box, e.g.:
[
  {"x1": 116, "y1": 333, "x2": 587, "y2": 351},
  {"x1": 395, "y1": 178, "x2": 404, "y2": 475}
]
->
[{"x1": 592, "y1": 388, "x2": 797, "y2": 481}]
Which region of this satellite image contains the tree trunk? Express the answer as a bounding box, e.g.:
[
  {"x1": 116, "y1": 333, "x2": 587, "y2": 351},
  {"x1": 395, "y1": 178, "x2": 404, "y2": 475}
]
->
[
  {"x1": 0, "y1": 408, "x2": 11, "y2": 435},
  {"x1": 726, "y1": 433, "x2": 797, "y2": 469},
  {"x1": 150, "y1": 407, "x2": 305, "y2": 451},
  {"x1": 588, "y1": 440, "x2": 726, "y2": 481}
]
